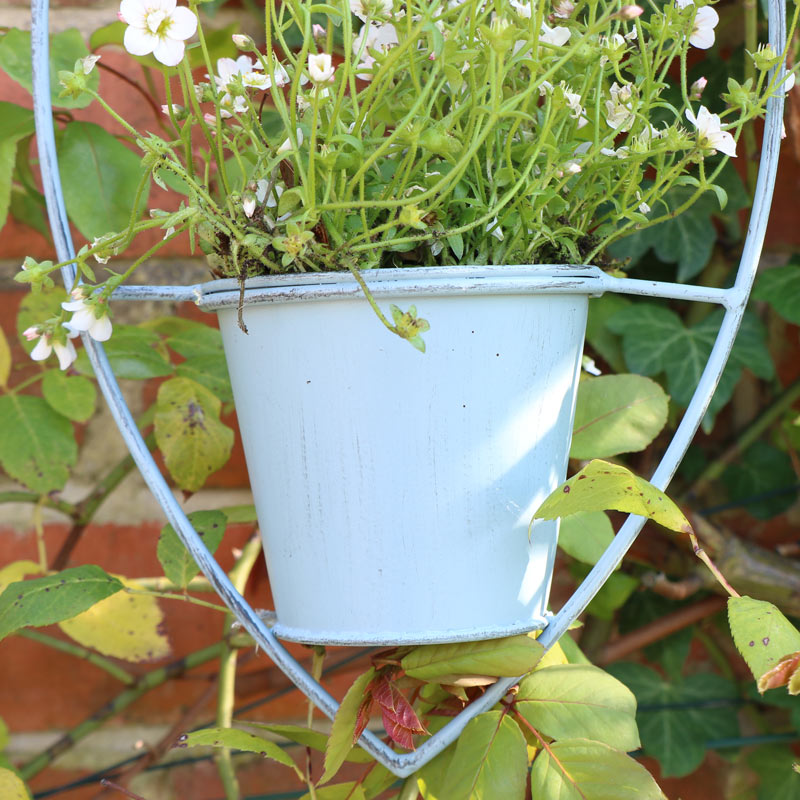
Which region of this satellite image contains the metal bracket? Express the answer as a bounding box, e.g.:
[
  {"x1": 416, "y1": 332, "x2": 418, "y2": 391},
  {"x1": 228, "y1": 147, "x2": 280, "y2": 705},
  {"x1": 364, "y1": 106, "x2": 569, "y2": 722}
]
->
[{"x1": 30, "y1": 0, "x2": 785, "y2": 778}]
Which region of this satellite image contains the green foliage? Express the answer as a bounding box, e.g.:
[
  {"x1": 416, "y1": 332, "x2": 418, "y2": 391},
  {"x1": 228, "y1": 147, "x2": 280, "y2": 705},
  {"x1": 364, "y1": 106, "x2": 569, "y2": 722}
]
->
[
  {"x1": 441, "y1": 711, "x2": 528, "y2": 800},
  {"x1": 401, "y1": 635, "x2": 544, "y2": 681},
  {"x1": 41, "y1": 371, "x2": 97, "y2": 423},
  {"x1": 608, "y1": 662, "x2": 740, "y2": 777},
  {"x1": 752, "y1": 262, "x2": 800, "y2": 325},
  {"x1": 154, "y1": 377, "x2": 234, "y2": 492},
  {"x1": 748, "y1": 745, "x2": 800, "y2": 800},
  {"x1": 570, "y1": 374, "x2": 669, "y2": 459},
  {"x1": 58, "y1": 122, "x2": 149, "y2": 241},
  {"x1": 0, "y1": 28, "x2": 98, "y2": 109},
  {"x1": 157, "y1": 510, "x2": 228, "y2": 589},
  {"x1": 75, "y1": 325, "x2": 173, "y2": 379},
  {"x1": 167, "y1": 321, "x2": 232, "y2": 402},
  {"x1": 529, "y1": 739, "x2": 667, "y2": 799},
  {"x1": 0, "y1": 395, "x2": 78, "y2": 493},
  {"x1": 0, "y1": 103, "x2": 35, "y2": 231},
  {"x1": 536, "y1": 459, "x2": 692, "y2": 534},
  {"x1": 178, "y1": 727, "x2": 302, "y2": 776},
  {"x1": 0, "y1": 328, "x2": 10, "y2": 389},
  {"x1": 557, "y1": 511, "x2": 615, "y2": 567},
  {"x1": 728, "y1": 597, "x2": 800, "y2": 684},
  {"x1": 516, "y1": 664, "x2": 639, "y2": 751},
  {"x1": 607, "y1": 306, "x2": 772, "y2": 430},
  {"x1": 0, "y1": 566, "x2": 123, "y2": 642},
  {"x1": 244, "y1": 723, "x2": 373, "y2": 763}
]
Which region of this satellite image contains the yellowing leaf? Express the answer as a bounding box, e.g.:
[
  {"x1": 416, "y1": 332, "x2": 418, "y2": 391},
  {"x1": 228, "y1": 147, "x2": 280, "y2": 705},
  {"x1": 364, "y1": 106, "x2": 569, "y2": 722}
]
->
[
  {"x1": 59, "y1": 577, "x2": 170, "y2": 663},
  {"x1": 0, "y1": 561, "x2": 42, "y2": 595},
  {"x1": 0, "y1": 768, "x2": 32, "y2": 800},
  {"x1": 535, "y1": 459, "x2": 692, "y2": 535},
  {"x1": 0, "y1": 327, "x2": 10, "y2": 388}
]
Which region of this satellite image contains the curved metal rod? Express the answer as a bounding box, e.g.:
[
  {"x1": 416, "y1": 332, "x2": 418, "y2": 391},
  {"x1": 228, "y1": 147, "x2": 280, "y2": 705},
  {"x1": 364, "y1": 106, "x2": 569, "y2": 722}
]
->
[{"x1": 31, "y1": 0, "x2": 785, "y2": 778}]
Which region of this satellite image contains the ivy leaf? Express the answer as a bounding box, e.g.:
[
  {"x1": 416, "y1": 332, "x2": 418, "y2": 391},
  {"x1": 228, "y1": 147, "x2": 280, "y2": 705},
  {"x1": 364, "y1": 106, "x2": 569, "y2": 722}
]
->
[
  {"x1": 157, "y1": 510, "x2": 227, "y2": 589},
  {"x1": 535, "y1": 459, "x2": 692, "y2": 535},
  {"x1": 42, "y1": 371, "x2": 97, "y2": 423},
  {"x1": 0, "y1": 768, "x2": 31, "y2": 800},
  {"x1": 722, "y1": 441, "x2": 797, "y2": 520},
  {"x1": 154, "y1": 377, "x2": 234, "y2": 492},
  {"x1": 178, "y1": 727, "x2": 302, "y2": 777},
  {"x1": 58, "y1": 577, "x2": 170, "y2": 662},
  {"x1": 321, "y1": 668, "x2": 376, "y2": 784},
  {"x1": 442, "y1": 711, "x2": 528, "y2": 800},
  {"x1": 515, "y1": 664, "x2": 639, "y2": 751},
  {"x1": 0, "y1": 28, "x2": 98, "y2": 109},
  {"x1": 530, "y1": 738, "x2": 667, "y2": 799},
  {"x1": 607, "y1": 305, "x2": 772, "y2": 430},
  {"x1": 58, "y1": 121, "x2": 149, "y2": 240},
  {"x1": 371, "y1": 674, "x2": 429, "y2": 750},
  {"x1": 752, "y1": 263, "x2": 800, "y2": 325},
  {"x1": 558, "y1": 511, "x2": 615, "y2": 567},
  {"x1": 571, "y1": 375, "x2": 669, "y2": 459},
  {"x1": 0, "y1": 566, "x2": 124, "y2": 642},
  {"x1": 0, "y1": 395, "x2": 78, "y2": 493},
  {"x1": 608, "y1": 662, "x2": 739, "y2": 777},
  {"x1": 728, "y1": 597, "x2": 800, "y2": 685},
  {"x1": 401, "y1": 635, "x2": 544, "y2": 681}
]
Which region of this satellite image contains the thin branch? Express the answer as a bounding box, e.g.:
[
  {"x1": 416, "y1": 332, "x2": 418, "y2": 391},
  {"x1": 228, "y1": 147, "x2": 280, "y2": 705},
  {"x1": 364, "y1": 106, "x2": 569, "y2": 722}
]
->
[
  {"x1": 99, "y1": 780, "x2": 149, "y2": 800},
  {"x1": 0, "y1": 491, "x2": 75, "y2": 517},
  {"x1": 688, "y1": 530, "x2": 741, "y2": 598},
  {"x1": 96, "y1": 61, "x2": 164, "y2": 124}
]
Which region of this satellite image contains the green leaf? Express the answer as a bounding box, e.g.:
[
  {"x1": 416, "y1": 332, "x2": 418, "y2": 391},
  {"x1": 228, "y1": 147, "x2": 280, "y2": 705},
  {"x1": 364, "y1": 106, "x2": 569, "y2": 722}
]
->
[
  {"x1": 722, "y1": 441, "x2": 797, "y2": 520},
  {"x1": 570, "y1": 375, "x2": 669, "y2": 459},
  {"x1": 749, "y1": 745, "x2": 800, "y2": 800},
  {"x1": 0, "y1": 716, "x2": 8, "y2": 751},
  {"x1": 243, "y1": 723, "x2": 374, "y2": 763},
  {"x1": 299, "y1": 784, "x2": 366, "y2": 800},
  {"x1": 157, "y1": 510, "x2": 227, "y2": 589},
  {"x1": 217, "y1": 504, "x2": 258, "y2": 524},
  {"x1": 535, "y1": 459, "x2": 692, "y2": 535},
  {"x1": 576, "y1": 567, "x2": 639, "y2": 621},
  {"x1": 0, "y1": 566, "x2": 123, "y2": 642},
  {"x1": 515, "y1": 664, "x2": 640, "y2": 751},
  {"x1": 58, "y1": 122, "x2": 149, "y2": 240},
  {"x1": 442, "y1": 711, "x2": 528, "y2": 800},
  {"x1": 10, "y1": 185, "x2": 50, "y2": 239},
  {"x1": 16, "y1": 291, "x2": 65, "y2": 354},
  {"x1": 154, "y1": 377, "x2": 234, "y2": 492},
  {"x1": 0, "y1": 395, "x2": 77, "y2": 493},
  {"x1": 0, "y1": 768, "x2": 31, "y2": 800},
  {"x1": 752, "y1": 264, "x2": 800, "y2": 325},
  {"x1": 0, "y1": 103, "x2": 35, "y2": 230},
  {"x1": 0, "y1": 28, "x2": 98, "y2": 109},
  {"x1": 41, "y1": 371, "x2": 97, "y2": 423},
  {"x1": 75, "y1": 326, "x2": 172, "y2": 379},
  {"x1": 586, "y1": 294, "x2": 630, "y2": 374},
  {"x1": 530, "y1": 738, "x2": 667, "y2": 799},
  {"x1": 728, "y1": 597, "x2": 800, "y2": 684},
  {"x1": 607, "y1": 305, "x2": 772, "y2": 431},
  {"x1": 175, "y1": 356, "x2": 233, "y2": 403},
  {"x1": 558, "y1": 511, "x2": 615, "y2": 566},
  {"x1": 417, "y1": 742, "x2": 458, "y2": 800},
  {"x1": 608, "y1": 662, "x2": 739, "y2": 777},
  {"x1": 401, "y1": 635, "x2": 544, "y2": 681},
  {"x1": 322, "y1": 668, "x2": 376, "y2": 784},
  {"x1": 178, "y1": 727, "x2": 301, "y2": 776},
  {"x1": 166, "y1": 323, "x2": 225, "y2": 359}
]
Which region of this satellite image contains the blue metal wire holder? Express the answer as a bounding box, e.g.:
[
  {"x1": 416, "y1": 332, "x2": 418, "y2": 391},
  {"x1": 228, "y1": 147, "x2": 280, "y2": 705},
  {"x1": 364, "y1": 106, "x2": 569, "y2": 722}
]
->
[{"x1": 31, "y1": 0, "x2": 786, "y2": 778}]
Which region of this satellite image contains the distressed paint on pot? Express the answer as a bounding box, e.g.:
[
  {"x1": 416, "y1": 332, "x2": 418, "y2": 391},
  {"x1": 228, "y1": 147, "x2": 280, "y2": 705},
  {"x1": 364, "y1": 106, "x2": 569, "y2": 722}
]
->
[{"x1": 208, "y1": 267, "x2": 589, "y2": 645}]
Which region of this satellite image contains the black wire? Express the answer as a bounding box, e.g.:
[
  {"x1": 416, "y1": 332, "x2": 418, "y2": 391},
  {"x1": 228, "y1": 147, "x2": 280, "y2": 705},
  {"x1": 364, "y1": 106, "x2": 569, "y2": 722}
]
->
[{"x1": 696, "y1": 481, "x2": 800, "y2": 516}]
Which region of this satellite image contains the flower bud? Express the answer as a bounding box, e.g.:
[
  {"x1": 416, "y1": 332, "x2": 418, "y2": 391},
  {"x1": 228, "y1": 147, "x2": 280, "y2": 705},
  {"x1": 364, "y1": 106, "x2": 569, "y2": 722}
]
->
[
  {"x1": 617, "y1": 5, "x2": 643, "y2": 19},
  {"x1": 80, "y1": 54, "x2": 101, "y2": 75},
  {"x1": 231, "y1": 34, "x2": 254, "y2": 50},
  {"x1": 312, "y1": 23, "x2": 326, "y2": 40},
  {"x1": 751, "y1": 43, "x2": 780, "y2": 72},
  {"x1": 689, "y1": 76, "x2": 707, "y2": 100}
]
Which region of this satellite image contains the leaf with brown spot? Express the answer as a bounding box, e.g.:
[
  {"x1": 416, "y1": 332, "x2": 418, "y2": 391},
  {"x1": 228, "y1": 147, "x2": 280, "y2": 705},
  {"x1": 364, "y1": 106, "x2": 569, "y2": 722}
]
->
[{"x1": 535, "y1": 459, "x2": 692, "y2": 535}]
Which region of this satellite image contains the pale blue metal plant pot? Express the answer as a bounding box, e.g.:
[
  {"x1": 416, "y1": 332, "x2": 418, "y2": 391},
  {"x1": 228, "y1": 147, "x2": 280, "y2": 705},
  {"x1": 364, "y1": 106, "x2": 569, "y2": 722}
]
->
[
  {"x1": 31, "y1": 0, "x2": 786, "y2": 776},
  {"x1": 200, "y1": 267, "x2": 591, "y2": 644}
]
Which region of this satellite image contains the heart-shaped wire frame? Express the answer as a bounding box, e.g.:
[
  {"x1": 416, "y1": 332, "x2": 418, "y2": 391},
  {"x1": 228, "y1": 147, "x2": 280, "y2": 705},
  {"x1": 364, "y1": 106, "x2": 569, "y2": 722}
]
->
[{"x1": 30, "y1": 0, "x2": 786, "y2": 777}]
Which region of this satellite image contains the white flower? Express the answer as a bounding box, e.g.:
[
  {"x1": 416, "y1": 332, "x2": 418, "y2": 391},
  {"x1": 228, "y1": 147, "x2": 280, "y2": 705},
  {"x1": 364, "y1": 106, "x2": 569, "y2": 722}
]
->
[
  {"x1": 308, "y1": 53, "x2": 335, "y2": 83},
  {"x1": 119, "y1": 0, "x2": 197, "y2": 67},
  {"x1": 689, "y1": 6, "x2": 718, "y2": 50},
  {"x1": 674, "y1": 0, "x2": 693, "y2": 8},
  {"x1": 582, "y1": 355, "x2": 602, "y2": 375},
  {"x1": 27, "y1": 329, "x2": 78, "y2": 370},
  {"x1": 605, "y1": 82, "x2": 635, "y2": 131},
  {"x1": 353, "y1": 23, "x2": 399, "y2": 79},
  {"x1": 539, "y1": 80, "x2": 554, "y2": 96},
  {"x1": 256, "y1": 179, "x2": 284, "y2": 208},
  {"x1": 211, "y1": 56, "x2": 270, "y2": 117},
  {"x1": 636, "y1": 192, "x2": 650, "y2": 214},
  {"x1": 62, "y1": 291, "x2": 113, "y2": 342},
  {"x1": 486, "y1": 218, "x2": 504, "y2": 241},
  {"x1": 686, "y1": 105, "x2": 737, "y2": 157},
  {"x1": 277, "y1": 127, "x2": 304, "y2": 155},
  {"x1": 553, "y1": 0, "x2": 575, "y2": 18},
  {"x1": 350, "y1": 0, "x2": 393, "y2": 21},
  {"x1": 563, "y1": 160, "x2": 582, "y2": 174},
  {"x1": 540, "y1": 22, "x2": 571, "y2": 46},
  {"x1": 510, "y1": 0, "x2": 532, "y2": 18},
  {"x1": 242, "y1": 193, "x2": 256, "y2": 218}
]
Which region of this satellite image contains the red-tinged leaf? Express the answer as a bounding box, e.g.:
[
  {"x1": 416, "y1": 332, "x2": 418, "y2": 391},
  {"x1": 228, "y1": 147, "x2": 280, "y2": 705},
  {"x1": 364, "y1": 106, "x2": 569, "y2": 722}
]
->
[
  {"x1": 758, "y1": 651, "x2": 800, "y2": 694},
  {"x1": 371, "y1": 676, "x2": 428, "y2": 750},
  {"x1": 353, "y1": 692, "x2": 375, "y2": 744}
]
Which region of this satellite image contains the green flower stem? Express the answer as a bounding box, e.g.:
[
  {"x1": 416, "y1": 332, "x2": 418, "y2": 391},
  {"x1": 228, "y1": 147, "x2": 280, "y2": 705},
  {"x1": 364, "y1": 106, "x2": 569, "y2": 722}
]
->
[
  {"x1": 33, "y1": 498, "x2": 47, "y2": 572},
  {"x1": 108, "y1": 224, "x2": 191, "y2": 293},
  {"x1": 18, "y1": 642, "x2": 225, "y2": 781},
  {"x1": 214, "y1": 533, "x2": 263, "y2": 800},
  {"x1": 17, "y1": 629, "x2": 135, "y2": 686},
  {"x1": 6, "y1": 370, "x2": 46, "y2": 396}
]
